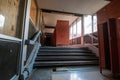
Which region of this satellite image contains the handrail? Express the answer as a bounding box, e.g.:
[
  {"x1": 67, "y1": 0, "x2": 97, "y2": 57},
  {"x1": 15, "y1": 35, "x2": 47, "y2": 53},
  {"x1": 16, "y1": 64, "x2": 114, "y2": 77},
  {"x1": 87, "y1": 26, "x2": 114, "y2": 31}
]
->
[
  {"x1": 24, "y1": 31, "x2": 41, "y2": 72},
  {"x1": 32, "y1": 31, "x2": 41, "y2": 42},
  {"x1": 25, "y1": 43, "x2": 40, "y2": 68},
  {"x1": 88, "y1": 34, "x2": 98, "y2": 40},
  {"x1": 25, "y1": 31, "x2": 41, "y2": 45}
]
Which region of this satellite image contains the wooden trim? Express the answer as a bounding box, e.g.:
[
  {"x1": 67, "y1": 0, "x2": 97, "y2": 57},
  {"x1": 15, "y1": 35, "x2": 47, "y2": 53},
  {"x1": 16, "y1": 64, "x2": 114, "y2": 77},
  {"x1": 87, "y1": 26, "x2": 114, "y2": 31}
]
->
[{"x1": 41, "y1": 9, "x2": 83, "y2": 17}]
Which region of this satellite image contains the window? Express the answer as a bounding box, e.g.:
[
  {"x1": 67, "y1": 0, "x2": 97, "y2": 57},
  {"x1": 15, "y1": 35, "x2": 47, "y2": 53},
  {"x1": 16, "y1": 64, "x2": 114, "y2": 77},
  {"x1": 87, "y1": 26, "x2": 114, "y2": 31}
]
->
[
  {"x1": 84, "y1": 15, "x2": 92, "y2": 35},
  {"x1": 72, "y1": 23, "x2": 77, "y2": 38},
  {"x1": 76, "y1": 18, "x2": 82, "y2": 37},
  {"x1": 93, "y1": 15, "x2": 97, "y2": 32},
  {"x1": 69, "y1": 15, "x2": 98, "y2": 40},
  {"x1": 69, "y1": 17, "x2": 82, "y2": 39},
  {"x1": 70, "y1": 26, "x2": 72, "y2": 39}
]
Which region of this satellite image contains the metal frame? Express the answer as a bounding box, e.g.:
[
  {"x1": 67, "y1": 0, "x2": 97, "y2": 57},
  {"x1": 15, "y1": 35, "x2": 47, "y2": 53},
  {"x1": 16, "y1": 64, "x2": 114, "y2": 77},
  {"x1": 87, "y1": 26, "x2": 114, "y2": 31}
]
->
[
  {"x1": 19, "y1": 0, "x2": 32, "y2": 79},
  {"x1": 0, "y1": 0, "x2": 41, "y2": 80},
  {"x1": 0, "y1": 34, "x2": 22, "y2": 41}
]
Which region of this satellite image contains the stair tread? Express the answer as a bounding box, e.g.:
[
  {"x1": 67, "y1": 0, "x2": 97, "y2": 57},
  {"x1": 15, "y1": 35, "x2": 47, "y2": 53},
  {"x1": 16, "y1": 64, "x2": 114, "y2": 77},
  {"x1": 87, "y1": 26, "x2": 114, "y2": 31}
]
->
[
  {"x1": 37, "y1": 53, "x2": 94, "y2": 56},
  {"x1": 40, "y1": 47, "x2": 88, "y2": 49},
  {"x1": 36, "y1": 56, "x2": 97, "y2": 59},
  {"x1": 34, "y1": 47, "x2": 99, "y2": 67},
  {"x1": 39, "y1": 50, "x2": 91, "y2": 53},
  {"x1": 36, "y1": 58, "x2": 98, "y2": 61},
  {"x1": 39, "y1": 50, "x2": 90, "y2": 51},
  {"x1": 35, "y1": 60, "x2": 98, "y2": 64}
]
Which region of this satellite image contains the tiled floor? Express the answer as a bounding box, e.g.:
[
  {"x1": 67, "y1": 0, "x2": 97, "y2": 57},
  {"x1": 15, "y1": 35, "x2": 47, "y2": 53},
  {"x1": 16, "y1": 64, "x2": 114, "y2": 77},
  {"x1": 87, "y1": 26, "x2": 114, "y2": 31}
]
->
[{"x1": 29, "y1": 66, "x2": 119, "y2": 80}]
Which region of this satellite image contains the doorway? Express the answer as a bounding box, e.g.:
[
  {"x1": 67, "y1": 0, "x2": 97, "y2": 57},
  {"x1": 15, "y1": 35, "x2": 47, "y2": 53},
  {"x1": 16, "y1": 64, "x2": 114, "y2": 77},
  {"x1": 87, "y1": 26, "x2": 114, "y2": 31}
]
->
[
  {"x1": 45, "y1": 33, "x2": 52, "y2": 46},
  {"x1": 102, "y1": 22, "x2": 111, "y2": 70}
]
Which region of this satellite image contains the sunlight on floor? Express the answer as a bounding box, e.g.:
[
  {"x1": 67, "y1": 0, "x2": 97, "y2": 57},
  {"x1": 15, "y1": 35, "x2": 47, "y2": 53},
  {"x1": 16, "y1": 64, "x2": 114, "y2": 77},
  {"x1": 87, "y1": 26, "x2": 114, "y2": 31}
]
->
[{"x1": 29, "y1": 66, "x2": 117, "y2": 80}]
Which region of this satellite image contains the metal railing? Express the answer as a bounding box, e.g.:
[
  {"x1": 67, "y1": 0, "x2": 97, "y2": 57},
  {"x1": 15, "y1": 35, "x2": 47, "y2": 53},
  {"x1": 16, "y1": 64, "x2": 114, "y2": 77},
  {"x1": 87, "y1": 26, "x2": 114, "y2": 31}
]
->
[
  {"x1": 84, "y1": 32, "x2": 98, "y2": 48},
  {"x1": 25, "y1": 31, "x2": 41, "y2": 65},
  {"x1": 21, "y1": 18, "x2": 42, "y2": 79},
  {"x1": 22, "y1": 31, "x2": 41, "y2": 79}
]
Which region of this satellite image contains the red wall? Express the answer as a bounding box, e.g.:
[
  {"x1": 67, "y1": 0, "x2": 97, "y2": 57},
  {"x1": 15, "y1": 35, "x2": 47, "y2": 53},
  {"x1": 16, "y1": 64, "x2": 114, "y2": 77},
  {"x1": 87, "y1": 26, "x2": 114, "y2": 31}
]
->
[
  {"x1": 51, "y1": 20, "x2": 69, "y2": 46},
  {"x1": 55, "y1": 20, "x2": 69, "y2": 46},
  {"x1": 97, "y1": 0, "x2": 120, "y2": 73},
  {"x1": 97, "y1": 0, "x2": 120, "y2": 24}
]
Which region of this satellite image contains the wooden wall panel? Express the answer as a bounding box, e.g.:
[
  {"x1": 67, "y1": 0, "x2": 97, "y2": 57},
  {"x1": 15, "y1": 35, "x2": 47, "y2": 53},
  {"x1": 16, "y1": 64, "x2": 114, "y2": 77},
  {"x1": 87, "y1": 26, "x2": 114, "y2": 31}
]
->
[
  {"x1": 30, "y1": 0, "x2": 37, "y2": 26},
  {"x1": 0, "y1": 0, "x2": 20, "y2": 37}
]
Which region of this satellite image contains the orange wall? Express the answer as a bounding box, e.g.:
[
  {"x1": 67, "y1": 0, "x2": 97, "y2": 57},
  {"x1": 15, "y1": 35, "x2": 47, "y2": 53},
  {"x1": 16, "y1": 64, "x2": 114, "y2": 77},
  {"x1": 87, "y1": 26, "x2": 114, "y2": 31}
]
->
[
  {"x1": 55, "y1": 20, "x2": 69, "y2": 46},
  {"x1": 51, "y1": 20, "x2": 69, "y2": 46}
]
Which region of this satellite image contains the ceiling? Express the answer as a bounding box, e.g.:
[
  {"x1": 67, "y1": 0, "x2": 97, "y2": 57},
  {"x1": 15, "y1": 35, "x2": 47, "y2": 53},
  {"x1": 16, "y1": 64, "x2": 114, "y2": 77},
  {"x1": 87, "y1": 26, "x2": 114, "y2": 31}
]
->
[
  {"x1": 43, "y1": 12, "x2": 78, "y2": 26},
  {"x1": 36, "y1": 0, "x2": 110, "y2": 33},
  {"x1": 36, "y1": 0, "x2": 110, "y2": 15}
]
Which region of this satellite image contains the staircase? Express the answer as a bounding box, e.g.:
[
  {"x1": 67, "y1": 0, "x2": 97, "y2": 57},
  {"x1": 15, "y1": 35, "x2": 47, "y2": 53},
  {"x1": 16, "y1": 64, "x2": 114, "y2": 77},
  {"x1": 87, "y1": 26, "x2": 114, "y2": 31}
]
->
[{"x1": 34, "y1": 47, "x2": 99, "y2": 68}]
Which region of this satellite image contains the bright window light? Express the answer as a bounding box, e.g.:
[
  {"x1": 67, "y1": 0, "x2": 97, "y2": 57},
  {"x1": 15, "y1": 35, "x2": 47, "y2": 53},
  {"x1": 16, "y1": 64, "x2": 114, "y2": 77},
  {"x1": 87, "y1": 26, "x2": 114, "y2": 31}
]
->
[
  {"x1": 0, "y1": 14, "x2": 5, "y2": 28},
  {"x1": 84, "y1": 15, "x2": 92, "y2": 35},
  {"x1": 93, "y1": 15, "x2": 97, "y2": 32},
  {"x1": 77, "y1": 18, "x2": 82, "y2": 37},
  {"x1": 73, "y1": 23, "x2": 77, "y2": 38},
  {"x1": 70, "y1": 26, "x2": 73, "y2": 39}
]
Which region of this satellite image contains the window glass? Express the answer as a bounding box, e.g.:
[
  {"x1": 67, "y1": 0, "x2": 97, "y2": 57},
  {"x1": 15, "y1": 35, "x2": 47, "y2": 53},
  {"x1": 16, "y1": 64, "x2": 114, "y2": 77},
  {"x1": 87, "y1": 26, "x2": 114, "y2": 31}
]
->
[
  {"x1": 84, "y1": 15, "x2": 92, "y2": 35},
  {"x1": 72, "y1": 23, "x2": 77, "y2": 38},
  {"x1": 93, "y1": 15, "x2": 97, "y2": 32},
  {"x1": 70, "y1": 26, "x2": 72, "y2": 39},
  {"x1": 77, "y1": 18, "x2": 82, "y2": 37}
]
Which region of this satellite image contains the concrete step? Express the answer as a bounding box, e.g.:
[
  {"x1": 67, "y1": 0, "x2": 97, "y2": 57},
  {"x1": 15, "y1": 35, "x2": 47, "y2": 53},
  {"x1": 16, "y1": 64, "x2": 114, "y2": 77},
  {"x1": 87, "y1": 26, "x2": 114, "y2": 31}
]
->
[
  {"x1": 39, "y1": 50, "x2": 91, "y2": 53},
  {"x1": 36, "y1": 56, "x2": 98, "y2": 61},
  {"x1": 34, "y1": 47, "x2": 99, "y2": 68},
  {"x1": 40, "y1": 47, "x2": 89, "y2": 50},
  {"x1": 37, "y1": 53, "x2": 95, "y2": 56},
  {"x1": 34, "y1": 61, "x2": 99, "y2": 67}
]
